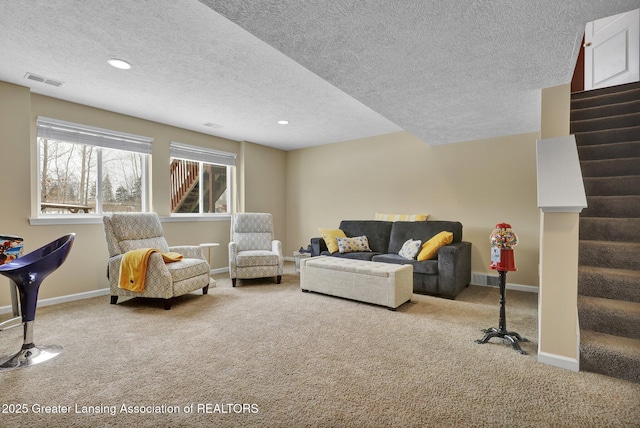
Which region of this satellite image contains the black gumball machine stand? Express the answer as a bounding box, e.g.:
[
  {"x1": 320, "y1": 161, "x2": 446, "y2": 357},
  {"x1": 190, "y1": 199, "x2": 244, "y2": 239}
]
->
[{"x1": 475, "y1": 223, "x2": 529, "y2": 355}]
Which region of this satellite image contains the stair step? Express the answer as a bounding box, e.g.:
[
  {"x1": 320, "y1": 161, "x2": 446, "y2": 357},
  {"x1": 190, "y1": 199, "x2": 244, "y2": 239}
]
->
[
  {"x1": 579, "y1": 240, "x2": 640, "y2": 271},
  {"x1": 582, "y1": 195, "x2": 640, "y2": 218},
  {"x1": 578, "y1": 295, "x2": 640, "y2": 339},
  {"x1": 578, "y1": 141, "x2": 640, "y2": 161},
  {"x1": 574, "y1": 126, "x2": 640, "y2": 146},
  {"x1": 571, "y1": 99, "x2": 640, "y2": 121},
  {"x1": 583, "y1": 175, "x2": 640, "y2": 196},
  {"x1": 571, "y1": 112, "x2": 640, "y2": 133},
  {"x1": 579, "y1": 266, "x2": 640, "y2": 303},
  {"x1": 580, "y1": 217, "x2": 640, "y2": 242},
  {"x1": 573, "y1": 81, "x2": 640, "y2": 385},
  {"x1": 571, "y1": 81, "x2": 640, "y2": 106},
  {"x1": 580, "y1": 158, "x2": 640, "y2": 177},
  {"x1": 580, "y1": 330, "x2": 640, "y2": 384}
]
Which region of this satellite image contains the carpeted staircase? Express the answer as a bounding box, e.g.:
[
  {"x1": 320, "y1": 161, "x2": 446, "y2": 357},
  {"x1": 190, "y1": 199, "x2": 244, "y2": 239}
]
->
[{"x1": 570, "y1": 81, "x2": 640, "y2": 384}]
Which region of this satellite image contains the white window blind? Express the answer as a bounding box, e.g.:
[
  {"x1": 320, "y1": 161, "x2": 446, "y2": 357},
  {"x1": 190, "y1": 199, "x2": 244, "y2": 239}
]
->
[
  {"x1": 170, "y1": 142, "x2": 236, "y2": 166},
  {"x1": 37, "y1": 116, "x2": 153, "y2": 154}
]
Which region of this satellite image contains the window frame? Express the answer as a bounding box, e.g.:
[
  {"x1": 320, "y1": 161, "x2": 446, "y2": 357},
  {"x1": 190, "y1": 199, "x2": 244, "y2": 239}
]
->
[
  {"x1": 35, "y1": 116, "x2": 152, "y2": 220},
  {"x1": 169, "y1": 142, "x2": 236, "y2": 217}
]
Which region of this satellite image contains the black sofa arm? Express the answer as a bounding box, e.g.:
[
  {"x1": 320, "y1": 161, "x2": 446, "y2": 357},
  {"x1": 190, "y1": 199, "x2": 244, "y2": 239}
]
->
[
  {"x1": 310, "y1": 237, "x2": 328, "y2": 257},
  {"x1": 437, "y1": 241, "x2": 472, "y2": 298}
]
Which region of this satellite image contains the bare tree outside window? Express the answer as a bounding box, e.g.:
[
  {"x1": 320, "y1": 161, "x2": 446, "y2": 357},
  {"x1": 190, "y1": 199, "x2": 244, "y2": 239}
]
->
[
  {"x1": 102, "y1": 147, "x2": 144, "y2": 212},
  {"x1": 39, "y1": 138, "x2": 146, "y2": 214}
]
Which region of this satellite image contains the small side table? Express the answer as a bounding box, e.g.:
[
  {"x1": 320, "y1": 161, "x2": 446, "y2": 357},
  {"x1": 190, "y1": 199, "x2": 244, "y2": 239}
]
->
[
  {"x1": 293, "y1": 251, "x2": 310, "y2": 274},
  {"x1": 199, "y1": 243, "x2": 219, "y2": 287}
]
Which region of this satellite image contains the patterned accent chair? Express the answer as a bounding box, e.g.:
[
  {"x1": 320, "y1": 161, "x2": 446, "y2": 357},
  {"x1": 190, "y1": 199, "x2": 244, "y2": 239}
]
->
[
  {"x1": 229, "y1": 213, "x2": 283, "y2": 286},
  {"x1": 103, "y1": 212, "x2": 210, "y2": 310}
]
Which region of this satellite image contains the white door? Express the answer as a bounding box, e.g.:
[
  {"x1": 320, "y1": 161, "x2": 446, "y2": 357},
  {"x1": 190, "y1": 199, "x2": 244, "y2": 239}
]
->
[{"x1": 584, "y1": 8, "x2": 639, "y2": 90}]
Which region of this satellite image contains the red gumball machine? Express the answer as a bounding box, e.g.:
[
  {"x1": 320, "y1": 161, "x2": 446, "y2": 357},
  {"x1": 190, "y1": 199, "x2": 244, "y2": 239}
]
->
[
  {"x1": 489, "y1": 223, "x2": 518, "y2": 272},
  {"x1": 476, "y1": 223, "x2": 528, "y2": 354}
]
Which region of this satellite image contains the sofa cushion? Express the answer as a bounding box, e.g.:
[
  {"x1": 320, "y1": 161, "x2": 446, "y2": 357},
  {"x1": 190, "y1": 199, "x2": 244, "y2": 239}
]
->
[
  {"x1": 325, "y1": 250, "x2": 380, "y2": 261},
  {"x1": 318, "y1": 228, "x2": 347, "y2": 254},
  {"x1": 236, "y1": 250, "x2": 281, "y2": 267},
  {"x1": 418, "y1": 231, "x2": 454, "y2": 261},
  {"x1": 398, "y1": 239, "x2": 421, "y2": 259},
  {"x1": 372, "y1": 254, "x2": 438, "y2": 275},
  {"x1": 412, "y1": 259, "x2": 439, "y2": 275},
  {"x1": 388, "y1": 221, "x2": 463, "y2": 254},
  {"x1": 166, "y1": 257, "x2": 210, "y2": 282},
  {"x1": 339, "y1": 220, "x2": 393, "y2": 254},
  {"x1": 337, "y1": 235, "x2": 371, "y2": 253}
]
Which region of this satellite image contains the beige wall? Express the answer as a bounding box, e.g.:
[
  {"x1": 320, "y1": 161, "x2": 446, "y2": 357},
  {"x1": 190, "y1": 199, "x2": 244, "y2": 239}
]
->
[
  {"x1": 285, "y1": 131, "x2": 541, "y2": 286},
  {"x1": 540, "y1": 84, "x2": 571, "y2": 139},
  {"x1": 2, "y1": 78, "x2": 580, "y2": 368},
  {"x1": 537, "y1": 84, "x2": 579, "y2": 363},
  {"x1": 1, "y1": 77, "x2": 552, "y2": 303},
  {"x1": 539, "y1": 212, "x2": 580, "y2": 360},
  {"x1": 0, "y1": 81, "x2": 287, "y2": 306},
  {"x1": 241, "y1": 141, "x2": 287, "y2": 243}
]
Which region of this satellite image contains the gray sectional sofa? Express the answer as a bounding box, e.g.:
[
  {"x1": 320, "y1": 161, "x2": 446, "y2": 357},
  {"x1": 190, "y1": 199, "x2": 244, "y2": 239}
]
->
[{"x1": 310, "y1": 220, "x2": 471, "y2": 299}]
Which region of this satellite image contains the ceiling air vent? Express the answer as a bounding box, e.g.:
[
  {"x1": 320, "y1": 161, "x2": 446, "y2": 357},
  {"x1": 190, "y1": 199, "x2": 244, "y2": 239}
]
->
[{"x1": 25, "y1": 72, "x2": 64, "y2": 87}]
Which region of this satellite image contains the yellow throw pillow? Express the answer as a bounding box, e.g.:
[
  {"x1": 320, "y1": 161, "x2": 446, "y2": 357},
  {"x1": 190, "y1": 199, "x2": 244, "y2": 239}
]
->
[
  {"x1": 417, "y1": 231, "x2": 454, "y2": 261},
  {"x1": 375, "y1": 212, "x2": 429, "y2": 222},
  {"x1": 318, "y1": 228, "x2": 347, "y2": 254}
]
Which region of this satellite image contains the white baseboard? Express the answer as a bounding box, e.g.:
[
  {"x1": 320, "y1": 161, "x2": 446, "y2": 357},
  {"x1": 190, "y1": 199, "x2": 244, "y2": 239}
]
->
[
  {"x1": 1, "y1": 267, "x2": 235, "y2": 315},
  {"x1": 0, "y1": 288, "x2": 110, "y2": 315},
  {"x1": 478, "y1": 282, "x2": 539, "y2": 293},
  {"x1": 0, "y1": 269, "x2": 233, "y2": 315},
  {"x1": 472, "y1": 271, "x2": 538, "y2": 293},
  {"x1": 538, "y1": 351, "x2": 579, "y2": 372}
]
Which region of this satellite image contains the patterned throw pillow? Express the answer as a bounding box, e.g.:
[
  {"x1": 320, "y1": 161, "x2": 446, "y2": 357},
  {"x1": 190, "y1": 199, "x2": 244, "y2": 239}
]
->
[
  {"x1": 336, "y1": 236, "x2": 372, "y2": 253},
  {"x1": 398, "y1": 239, "x2": 422, "y2": 259}
]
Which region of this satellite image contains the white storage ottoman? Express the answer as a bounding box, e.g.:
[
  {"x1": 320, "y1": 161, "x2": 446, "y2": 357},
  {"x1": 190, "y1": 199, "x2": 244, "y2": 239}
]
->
[{"x1": 300, "y1": 256, "x2": 413, "y2": 309}]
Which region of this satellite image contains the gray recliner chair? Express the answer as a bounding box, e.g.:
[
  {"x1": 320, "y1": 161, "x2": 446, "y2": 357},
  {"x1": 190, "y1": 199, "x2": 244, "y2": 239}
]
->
[
  {"x1": 229, "y1": 213, "x2": 283, "y2": 286},
  {"x1": 103, "y1": 212, "x2": 210, "y2": 309}
]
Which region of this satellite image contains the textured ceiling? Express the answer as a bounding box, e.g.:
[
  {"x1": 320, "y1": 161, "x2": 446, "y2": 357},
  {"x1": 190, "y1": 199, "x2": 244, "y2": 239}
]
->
[
  {"x1": 0, "y1": 1, "x2": 637, "y2": 150},
  {"x1": 201, "y1": 0, "x2": 640, "y2": 145}
]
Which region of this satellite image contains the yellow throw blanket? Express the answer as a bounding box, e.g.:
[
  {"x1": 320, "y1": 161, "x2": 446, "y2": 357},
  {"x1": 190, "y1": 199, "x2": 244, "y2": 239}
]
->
[{"x1": 118, "y1": 248, "x2": 183, "y2": 292}]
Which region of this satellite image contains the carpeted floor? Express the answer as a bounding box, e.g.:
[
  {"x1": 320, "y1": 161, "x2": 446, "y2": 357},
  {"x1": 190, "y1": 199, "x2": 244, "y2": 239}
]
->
[{"x1": 1, "y1": 263, "x2": 639, "y2": 427}]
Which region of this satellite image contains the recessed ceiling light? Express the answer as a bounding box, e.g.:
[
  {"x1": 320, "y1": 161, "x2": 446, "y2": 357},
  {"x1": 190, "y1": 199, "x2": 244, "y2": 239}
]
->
[
  {"x1": 278, "y1": 120, "x2": 290, "y2": 125},
  {"x1": 107, "y1": 58, "x2": 132, "y2": 70}
]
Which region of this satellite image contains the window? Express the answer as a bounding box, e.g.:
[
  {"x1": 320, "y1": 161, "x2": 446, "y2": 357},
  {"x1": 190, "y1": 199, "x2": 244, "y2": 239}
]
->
[
  {"x1": 37, "y1": 117, "x2": 151, "y2": 216},
  {"x1": 170, "y1": 142, "x2": 235, "y2": 215}
]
